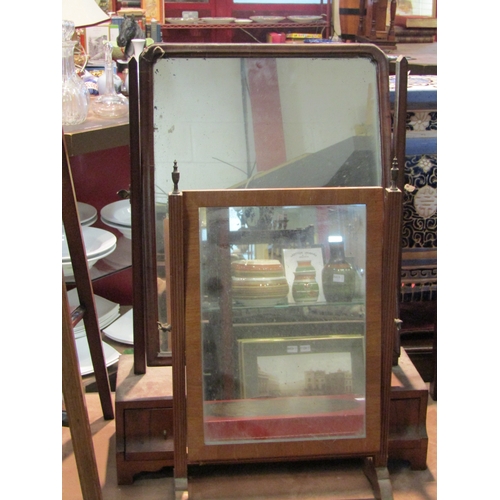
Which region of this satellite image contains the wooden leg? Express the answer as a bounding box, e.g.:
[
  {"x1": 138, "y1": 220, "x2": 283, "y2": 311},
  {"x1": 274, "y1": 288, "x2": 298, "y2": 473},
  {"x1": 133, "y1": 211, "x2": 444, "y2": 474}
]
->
[
  {"x1": 62, "y1": 277, "x2": 103, "y2": 500},
  {"x1": 175, "y1": 477, "x2": 189, "y2": 500},
  {"x1": 363, "y1": 458, "x2": 394, "y2": 500}
]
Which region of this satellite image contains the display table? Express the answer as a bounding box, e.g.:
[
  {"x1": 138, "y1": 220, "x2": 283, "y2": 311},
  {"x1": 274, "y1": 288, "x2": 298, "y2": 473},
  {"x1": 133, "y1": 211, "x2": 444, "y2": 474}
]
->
[
  {"x1": 63, "y1": 106, "x2": 129, "y2": 157},
  {"x1": 387, "y1": 43, "x2": 437, "y2": 75}
]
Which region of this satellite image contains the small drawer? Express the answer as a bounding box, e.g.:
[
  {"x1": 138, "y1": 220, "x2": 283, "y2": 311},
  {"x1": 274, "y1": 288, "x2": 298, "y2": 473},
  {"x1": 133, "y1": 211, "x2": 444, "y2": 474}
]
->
[{"x1": 124, "y1": 407, "x2": 174, "y2": 461}]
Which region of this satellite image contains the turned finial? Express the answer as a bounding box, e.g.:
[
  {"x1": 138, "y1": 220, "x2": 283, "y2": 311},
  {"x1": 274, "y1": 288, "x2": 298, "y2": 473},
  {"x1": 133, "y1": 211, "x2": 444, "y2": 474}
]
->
[
  {"x1": 390, "y1": 157, "x2": 399, "y2": 191},
  {"x1": 172, "y1": 160, "x2": 180, "y2": 194}
]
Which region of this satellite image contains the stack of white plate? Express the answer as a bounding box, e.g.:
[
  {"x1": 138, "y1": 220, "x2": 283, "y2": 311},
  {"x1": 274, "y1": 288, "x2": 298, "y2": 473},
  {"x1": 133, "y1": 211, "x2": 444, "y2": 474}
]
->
[
  {"x1": 103, "y1": 308, "x2": 134, "y2": 345},
  {"x1": 75, "y1": 337, "x2": 121, "y2": 376},
  {"x1": 62, "y1": 226, "x2": 117, "y2": 279},
  {"x1": 77, "y1": 201, "x2": 98, "y2": 226},
  {"x1": 101, "y1": 200, "x2": 132, "y2": 239},
  {"x1": 249, "y1": 15, "x2": 285, "y2": 22},
  {"x1": 66, "y1": 289, "x2": 121, "y2": 375},
  {"x1": 66, "y1": 288, "x2": 120, "y2": 339},
  {"x1": 287, "y1": 15, "x2": 322, "y2": 23}
]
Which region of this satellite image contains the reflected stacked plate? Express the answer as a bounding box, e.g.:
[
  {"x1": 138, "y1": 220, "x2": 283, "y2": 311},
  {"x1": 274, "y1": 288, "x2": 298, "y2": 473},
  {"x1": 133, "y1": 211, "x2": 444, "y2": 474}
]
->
[
  {"x1": 249, "y1": 16, "x2": 285, "y2": 23},
  {"x1": 231, "y1": 259, "x2": 289, "y2": 307},
  {"x1": 77, "y1": 202, "x2": 98, "y2": 226},
  {"x1": 165, "y1": 17, "x2": 199, "y2": 24},
  {"x1": 201, "y1": 17, "x2": 236, "y2": 24},
  {"x1": 287, "y1": 15, "x2": 322, "y2": 23},
  {"x1": 101, "y1": 200, "x2": 132, "y2": 239},
  {"x1": 62, "y1": 226, "x2": 117, "y2": 278},
  {"x1": 67, "y1": 289, "x2": 120, "y2": 339}
]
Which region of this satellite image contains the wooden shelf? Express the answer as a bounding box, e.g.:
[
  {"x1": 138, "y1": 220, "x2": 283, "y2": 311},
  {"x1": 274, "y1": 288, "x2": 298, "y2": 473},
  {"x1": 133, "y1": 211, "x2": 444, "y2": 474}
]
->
[
  {"x1": 63, "y1": 104, "x2": 129, "y2": 157},
  {"x1": 64, "y1": 235, "x2": 132, "y2": 285},
  {"x1": 162, "y1": 21, "x2": 327, "y2": 30}
]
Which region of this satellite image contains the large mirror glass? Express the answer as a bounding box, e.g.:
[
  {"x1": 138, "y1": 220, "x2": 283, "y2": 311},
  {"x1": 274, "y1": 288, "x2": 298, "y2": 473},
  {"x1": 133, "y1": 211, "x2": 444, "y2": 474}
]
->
[
  {"x1": 153, "y1": 56, "x2": 383, "y2": 198},
  {"x1": 151, "y1": 50, "x2": 388, "y2": 357}
]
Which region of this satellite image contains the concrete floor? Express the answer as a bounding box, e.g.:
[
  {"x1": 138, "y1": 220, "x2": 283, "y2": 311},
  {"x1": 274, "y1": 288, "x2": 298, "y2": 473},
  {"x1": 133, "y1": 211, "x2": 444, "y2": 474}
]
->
[{"x1": 62, "y1": 389, "x2": 436, "y2": 500}]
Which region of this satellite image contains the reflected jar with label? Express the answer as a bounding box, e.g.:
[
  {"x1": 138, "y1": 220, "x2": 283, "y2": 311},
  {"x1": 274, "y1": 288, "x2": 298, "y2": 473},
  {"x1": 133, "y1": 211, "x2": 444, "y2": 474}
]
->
[{"x1": 292, "y1": 260, "x2": 320, "y2": 303}]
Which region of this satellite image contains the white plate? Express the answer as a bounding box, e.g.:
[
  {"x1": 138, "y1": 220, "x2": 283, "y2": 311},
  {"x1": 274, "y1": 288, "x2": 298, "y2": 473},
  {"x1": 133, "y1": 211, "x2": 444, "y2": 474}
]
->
[
  {"x1": 62, "y1": 226, "x2": 117, "y2": 262},
  {"x1": 165, "y1": 17, "x2": 199, "y2": 24},
  {"x1": 75, "y1": 337, "x2": 120, "y2": 376},
  {"x1": 101, "y1": 219, "x2": 132, "y2": 239},
  {"x1": 103, "y1": 308, "x2": 134, "y2": 345},
  {"x1": 98, "y1": 235, "x2": 131, "y2": 268},
  {"x1": 249, "y1": 16, "x2": 285, "y2": 23},
  {"x1": 100, "y1": 200, "x2": 131, "y2": 227},
  {"x1": 67, "y1": 289, "x2": 120, "y2": 339},
  {"x1": 235, "y1": 18, "x2": 253, "y2": 24},
  {"x1": 201, "y1": 17, "x2": 236, "y2": 24},
  {"x1": 77, "y1": 202, "x2": 98, "y2": 226},
  {"x1": 62, "y1": 242, "x2": 117, "y2": 279},
  {"x1": 287, "y1": 15, "x2": 322, "y2": 23}
]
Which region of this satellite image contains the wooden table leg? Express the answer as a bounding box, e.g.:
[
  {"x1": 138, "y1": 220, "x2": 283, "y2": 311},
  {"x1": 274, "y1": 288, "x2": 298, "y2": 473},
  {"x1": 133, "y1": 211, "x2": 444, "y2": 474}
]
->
[{"x1": 62, "y1": 277, "x2": 103, "y2": 500}]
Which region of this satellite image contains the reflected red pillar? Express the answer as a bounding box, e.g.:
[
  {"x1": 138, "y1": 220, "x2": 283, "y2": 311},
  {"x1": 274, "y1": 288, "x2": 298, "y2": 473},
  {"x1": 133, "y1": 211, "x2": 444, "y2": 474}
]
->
[{"x1": 245, "y1": 59, "x2": 287, "y2": 172}]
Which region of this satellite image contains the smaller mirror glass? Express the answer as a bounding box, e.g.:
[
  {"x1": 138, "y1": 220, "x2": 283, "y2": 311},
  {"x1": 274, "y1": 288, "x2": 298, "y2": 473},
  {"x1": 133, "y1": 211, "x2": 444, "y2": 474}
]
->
[{"x1": 199, "y1": 203, "x2": 367, "y2": 445}]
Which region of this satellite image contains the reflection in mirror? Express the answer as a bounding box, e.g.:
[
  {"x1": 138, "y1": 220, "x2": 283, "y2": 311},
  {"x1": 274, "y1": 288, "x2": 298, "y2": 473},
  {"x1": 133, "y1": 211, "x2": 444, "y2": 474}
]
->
[
  {"x1": 198, "y1": 203, "x2": 367, "y2": 445},
  {"x1": 154, "y1": 57, "x2": 382, "y2": 199},
  {"x1": 153, "y1": 55, "x2": 383, "y2": 354}
]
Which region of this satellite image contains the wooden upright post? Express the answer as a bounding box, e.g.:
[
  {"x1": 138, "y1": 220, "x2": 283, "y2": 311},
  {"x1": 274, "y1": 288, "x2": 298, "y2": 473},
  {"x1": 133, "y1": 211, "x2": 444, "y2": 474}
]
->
[
  {"x1": 169, "y1": 163, "x2": 188, "y2": 492},
  {"x1": 62, "y1": 277, "x2": 103, "y2": 500}
]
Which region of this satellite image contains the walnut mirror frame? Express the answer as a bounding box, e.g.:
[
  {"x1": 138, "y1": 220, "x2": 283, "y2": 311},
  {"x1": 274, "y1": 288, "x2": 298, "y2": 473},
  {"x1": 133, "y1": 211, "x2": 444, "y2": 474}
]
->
[{"x1": 179, "y1": 187, "x2": 384, "y2": 463}]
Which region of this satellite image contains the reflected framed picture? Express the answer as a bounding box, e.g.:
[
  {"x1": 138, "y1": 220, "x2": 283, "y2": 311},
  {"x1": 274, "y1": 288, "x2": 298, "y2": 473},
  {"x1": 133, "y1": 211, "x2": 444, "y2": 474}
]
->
[
  {"x1": 143, "y1": 0, "x2": 165, "y2": 24},
  {"x1": 85, "y1": 25, "x2": 109, "y2": 67},
  {"x1": 238, "y1": 335, "x2": 365, "y2": 399}
]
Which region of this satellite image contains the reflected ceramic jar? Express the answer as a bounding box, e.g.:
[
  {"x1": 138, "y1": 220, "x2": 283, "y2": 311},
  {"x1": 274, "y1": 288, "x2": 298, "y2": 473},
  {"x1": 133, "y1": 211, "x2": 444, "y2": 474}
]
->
[
  {"x1": 292, "y1": 260, "x2": 320, "y2": 303},
  {"x1": 322, "y1": 241, "x2": 356, "y2": 302},
  {"x1": 231, "y1": 259, "x2": 289, "y2": 306}
]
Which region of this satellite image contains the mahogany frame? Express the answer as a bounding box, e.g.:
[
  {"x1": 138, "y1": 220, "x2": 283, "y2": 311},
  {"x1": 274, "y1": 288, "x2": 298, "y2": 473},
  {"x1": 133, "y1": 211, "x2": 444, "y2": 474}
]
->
[
  {"x1": 136, "y1": 43, "x2": 393, "y2": 368},
  {"x1": 133, "y1": 44, "x2": 402, "y2": 497}
]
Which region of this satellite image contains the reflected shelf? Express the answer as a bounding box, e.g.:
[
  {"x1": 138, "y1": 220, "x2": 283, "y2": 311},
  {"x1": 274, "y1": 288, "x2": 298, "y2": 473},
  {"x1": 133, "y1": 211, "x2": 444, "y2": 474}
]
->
[{"x1": 162, "y1": 21, "x2": 327, "y2": 29}]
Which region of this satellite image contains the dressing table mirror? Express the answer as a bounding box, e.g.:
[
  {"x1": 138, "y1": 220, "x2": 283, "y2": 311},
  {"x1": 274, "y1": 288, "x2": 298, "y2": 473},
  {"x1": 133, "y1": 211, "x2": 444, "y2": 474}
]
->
[{"x1": 131, "y1": 43, "x2": 402, "y2": 498}]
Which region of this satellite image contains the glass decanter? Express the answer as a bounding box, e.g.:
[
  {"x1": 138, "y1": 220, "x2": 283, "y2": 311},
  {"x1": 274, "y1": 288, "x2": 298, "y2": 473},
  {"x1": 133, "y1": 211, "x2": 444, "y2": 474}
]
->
[
  {"x1": 62, "y1": 20, "x2": 89, "y2": 126},
  {"x1": 93, "y1": 41, "x2": 128, "y2": 118}
]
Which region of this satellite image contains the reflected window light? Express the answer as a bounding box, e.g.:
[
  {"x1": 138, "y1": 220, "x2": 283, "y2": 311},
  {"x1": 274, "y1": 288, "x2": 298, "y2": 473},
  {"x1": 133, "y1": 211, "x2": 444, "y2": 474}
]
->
[
  {"x1": 328, "y1": 235, "x2": 343, "y2": 243},
  {"x1": 229, "y1": 207, "x2": 242, "y2": 232}
]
